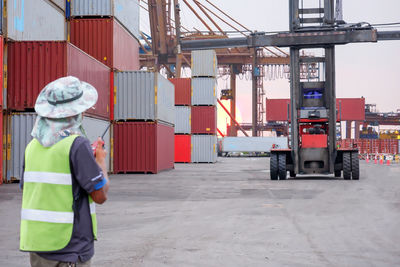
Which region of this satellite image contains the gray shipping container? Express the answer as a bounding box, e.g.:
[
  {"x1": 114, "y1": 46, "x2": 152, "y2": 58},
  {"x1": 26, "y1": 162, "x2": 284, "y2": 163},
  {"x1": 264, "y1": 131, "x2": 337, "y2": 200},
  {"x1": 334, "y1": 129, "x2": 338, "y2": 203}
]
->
[
  {"x1": 191, "y1": 50, "x2": 217, "y2": 77},
  {"x1": 221, "y1": 137, "x2": 288, "y2": 153},
  {"x1": 71, "y1": 0, "x2": 140, "y2": 39},
  {"x1": 6, "y1": 114, "x2": 110, "y2": 182},
  {"x1": 82, "y1": 116, "x2": 111, "y2": 172},
  {"x1": 191, "y1": 78, "x2": 217, "y2": 106},
  {"x1": 191, "y1": 135, "x2": 217, "y2": 163},
  {"x1": 114, "y1": 71, "x2": 175, "y2": 125},
  {"x1": 7, "y1": 0, "x2": 66, "y2": 41},
  {"x1": 175, "y1": 106, "x2": 191, "y2": 134},
  {"x1": 6, "y1": 113, "x2": 37, "y2": 182}
]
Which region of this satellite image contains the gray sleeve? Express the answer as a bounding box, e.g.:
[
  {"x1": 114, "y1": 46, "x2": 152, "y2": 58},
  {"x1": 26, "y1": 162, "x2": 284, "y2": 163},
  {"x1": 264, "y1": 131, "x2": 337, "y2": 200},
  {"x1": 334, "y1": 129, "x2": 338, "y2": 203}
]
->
[{"x1": 70, "y1": 137, "x2": 106, "y2": 194}]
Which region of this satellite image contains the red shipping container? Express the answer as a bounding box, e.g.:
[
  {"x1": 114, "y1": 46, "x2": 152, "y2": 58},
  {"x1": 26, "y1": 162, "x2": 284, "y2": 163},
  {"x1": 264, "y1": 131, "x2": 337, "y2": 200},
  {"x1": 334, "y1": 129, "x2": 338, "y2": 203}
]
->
[
  {"x1": 168, "y1": 78, "x2": 191, "y2": 105},
  {"x1": 266, "y1": 99, "x2": 291, "y2": 121},
  {"x1": 113, "y1": 122, "x2": 174, "y2": 174},
  {"x1": 266, "y1": 98, "x2": 365, "y2": 122},
  {"x1": 8, "y1": 41, "x2": 110, "y2": 119},
  {"x1": 0, "y1": 37, "x2": 3, "y2": 184},
  {"x1": 191, "y1": 106, "x2": 217, "y2": 134},
  {"x1": 336, "y1": 98, "x2": 365, "y2": 121},
  {"x1": 70, "y1": 18, "x2": 140, "y2": 71},
  {"x1": 174, "y1": 135, "x2": 191, "y2": 163}
]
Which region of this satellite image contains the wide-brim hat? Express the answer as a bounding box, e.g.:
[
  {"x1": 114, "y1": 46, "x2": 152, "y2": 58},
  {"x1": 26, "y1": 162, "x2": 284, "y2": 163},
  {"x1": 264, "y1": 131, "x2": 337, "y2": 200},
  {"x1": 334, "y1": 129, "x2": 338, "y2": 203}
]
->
[{"x1": 35, "y1": 76, "x2": 98, "y2": 119}]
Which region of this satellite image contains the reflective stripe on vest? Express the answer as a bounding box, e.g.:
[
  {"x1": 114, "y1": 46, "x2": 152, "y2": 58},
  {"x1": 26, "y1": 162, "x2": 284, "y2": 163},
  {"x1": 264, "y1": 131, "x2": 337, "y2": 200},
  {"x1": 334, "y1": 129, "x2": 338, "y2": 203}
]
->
[{"x1": 20, "y1": 135, "x2": 97, "y2": 252}]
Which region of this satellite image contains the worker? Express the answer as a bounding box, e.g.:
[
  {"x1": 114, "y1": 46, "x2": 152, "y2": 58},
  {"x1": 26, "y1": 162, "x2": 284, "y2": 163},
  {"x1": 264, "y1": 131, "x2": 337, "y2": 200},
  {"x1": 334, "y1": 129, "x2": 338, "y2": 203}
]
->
[{"x1": 19, "y1": 76, "x2": 110, "y2": 267}]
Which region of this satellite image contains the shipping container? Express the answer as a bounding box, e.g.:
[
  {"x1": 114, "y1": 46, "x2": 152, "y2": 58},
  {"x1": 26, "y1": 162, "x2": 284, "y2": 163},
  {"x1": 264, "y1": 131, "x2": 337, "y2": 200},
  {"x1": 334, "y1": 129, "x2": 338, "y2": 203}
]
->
[
  {"x1": 191, "y1": 50, "x2": 217, "y2": 77},
  {"x1": 191, "y1": 135, "x2": 217, "y2": 163},
  {"x1": 0, "y1": 36, "x2": 3, "y2": 107},
  {"x1": 70, "y1": 18, "x2": 140, "y2": 71},
  {"x1": 5, "y1": 113, "x2": 36, "y2": 183},
  {"x1": 191, "y1": 106, "x2": 216, "y2": 134},
  {"x1": 113, "y1": 121, "x2": 174, "y2": 173},
  {"x1": 82, "y1": 116, "x2": 111, "y2": 172},
  {"x1": 175, "y1": 106, "x2": 191, "y2": 134},
  {"x1": 336, "y1": 98, "x2": 365, "y2": 121},
  {"x1": 0, "y1": 1, "x2": 3, "y2": 35},
  {"x1": 7, "y1": 0, "x2": 65, "y2": 41},
  {"x1": 266, "y1": 99, "x2": 291, "y2": 121},
  {"x1": 8, "y1": 41, "x2": 110, "y2": 120},
  {"x1": 114, "y1": 71, "x2": 175, "y2": 124},
  {"x1": 266, "y1": 98, "x2": 365, "y2": 122},
  {"x1": 0, "y1": 110, "x2": 3, "y2": 184},
  {"x1": 221, "y1": 137, "x2": 288, "y2": 153},
  {"x1": 4, "y1": 113, "x2": 112, "y2": 183},
  {"x1": 191, "y1": 78, "x2": 217, "y2": 106},
  {"x1": 70, "y1": 0, "x2": 140, "y2": 39},
  {"x1": 168, "y1": 78, "x2": 191, "y2": 106},
  {"x1": 175, "y1": 135, "x2": 191, "y2": 163}
]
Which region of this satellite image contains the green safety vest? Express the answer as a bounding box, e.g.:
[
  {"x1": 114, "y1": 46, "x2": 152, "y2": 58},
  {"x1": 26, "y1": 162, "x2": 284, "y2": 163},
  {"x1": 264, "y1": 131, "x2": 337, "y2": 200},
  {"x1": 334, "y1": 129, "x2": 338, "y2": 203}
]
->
[{"x1": 20, "y1": 135, "x2": 97, "y2": 252}]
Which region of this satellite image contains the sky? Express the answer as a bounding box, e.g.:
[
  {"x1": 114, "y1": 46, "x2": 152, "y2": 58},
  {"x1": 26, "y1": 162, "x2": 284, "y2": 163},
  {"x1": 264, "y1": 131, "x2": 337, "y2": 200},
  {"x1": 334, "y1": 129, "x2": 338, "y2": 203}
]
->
[{"x1": 140, "y1": 0, "x2": 400, "y2": 133}]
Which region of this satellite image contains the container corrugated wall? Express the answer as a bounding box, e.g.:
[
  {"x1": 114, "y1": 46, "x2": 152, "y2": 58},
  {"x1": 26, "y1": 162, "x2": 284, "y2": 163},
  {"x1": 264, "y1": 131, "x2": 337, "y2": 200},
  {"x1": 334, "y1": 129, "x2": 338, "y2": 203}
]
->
[
  {"x1": 70, "y1": 18, "x2": 140, "y2": 71},
  {"x1": 7, "y1": 0, "x2": 66, "y2": 41},
  {"x1": 175, "y1": 135, "x2": 191, "y2": 163},
  {"x1": 221, "y1": 137, "x2": 289, "y2": 152},
  {"x1": 114, "y1": 71, "x2": 174, "y2": 124},
  {"x1": 191, "y1": 135, "x2": 217, "y2": 163},
  {"x1": 191, "y1": 106, "x2": 216, "y2": 134},
  {"x1": 191, "y1": 50, "x2": 217, "y2": 77},
  {"x1": 6, "y1": 113, "x2": 37, "y2": 182},
  {"x1": 82, "y1": 117, "x2": 111, "y2": 172},
  {"x1": 175, "y1": 106, "x2": 191, "y2": 134},
  {"x1": 113, "y1": 122, "x2": 174, "y2": 173},
  {"x1": 191, "y1": 78, "x2": 216, "y2": 105},
  {"x1": 7, "y1": 42, "x2": 110, "y2": 120},
  {"x1": 71, "y1": 0, "x2": 140, "y2": 39},
  {"x1": 168, "y1": 78, "x2": 191, "y2": 105}
]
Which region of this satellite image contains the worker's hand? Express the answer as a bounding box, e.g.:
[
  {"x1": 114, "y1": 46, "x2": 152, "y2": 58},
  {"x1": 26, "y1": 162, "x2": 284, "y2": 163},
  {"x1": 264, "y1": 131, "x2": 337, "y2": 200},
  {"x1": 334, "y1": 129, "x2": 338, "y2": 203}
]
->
[{"x1": 95, "y1": 137, "x2": 107, "y2": 164}]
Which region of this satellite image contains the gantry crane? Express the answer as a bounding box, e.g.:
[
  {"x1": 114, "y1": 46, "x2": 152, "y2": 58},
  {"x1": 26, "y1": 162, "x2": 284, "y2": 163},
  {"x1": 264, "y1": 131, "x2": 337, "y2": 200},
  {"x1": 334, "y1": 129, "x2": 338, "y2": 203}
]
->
[{"x1": 179, "y1": 0, "x2": 400, "y2": 179}]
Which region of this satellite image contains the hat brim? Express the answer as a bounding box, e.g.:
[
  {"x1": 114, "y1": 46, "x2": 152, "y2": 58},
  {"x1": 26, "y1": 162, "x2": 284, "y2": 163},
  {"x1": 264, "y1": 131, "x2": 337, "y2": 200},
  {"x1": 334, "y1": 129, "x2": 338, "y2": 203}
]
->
[{"x1": 35, "y1": 81, "x2": 98, "y2": 119}]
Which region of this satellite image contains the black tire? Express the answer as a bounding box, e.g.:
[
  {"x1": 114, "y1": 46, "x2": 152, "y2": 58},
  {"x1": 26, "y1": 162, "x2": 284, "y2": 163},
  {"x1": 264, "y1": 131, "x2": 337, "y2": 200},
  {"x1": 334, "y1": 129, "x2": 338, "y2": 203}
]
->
[
  {"x1": 343, "y1": 152, "x2": 351, "y2": 180},
  {"x1": 289, "y1": 171, "x2": 296, "y2": 178},
  {"x1": 334, "y1": 170, "x2": 341, "y2": 178},
  {"x1": 278, "y1": 153, "x2": 287, "y2": 180},
  {"x1": 351, "y1": 152, "x2": 360, "y2": 180},
  {"x1": 270, "y1": 153, "x2": 278, "y2": 180}
]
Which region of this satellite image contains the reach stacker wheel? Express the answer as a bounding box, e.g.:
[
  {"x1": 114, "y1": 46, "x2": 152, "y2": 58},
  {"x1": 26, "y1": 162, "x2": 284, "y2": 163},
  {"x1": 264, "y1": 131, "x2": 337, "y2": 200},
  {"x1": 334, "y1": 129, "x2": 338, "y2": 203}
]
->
[
  {"x1": 278, "y1": 154, "x2": 287, "y2": 180},
  {"x1": 270, "y1": 153, "x2": 278, "y2": 180},
  {"x1": 351, "y1": 152, "x2": 360, "y2": 180},
  {"x1": 343, "y1": 152, "x2": 351, "y2": 180}
]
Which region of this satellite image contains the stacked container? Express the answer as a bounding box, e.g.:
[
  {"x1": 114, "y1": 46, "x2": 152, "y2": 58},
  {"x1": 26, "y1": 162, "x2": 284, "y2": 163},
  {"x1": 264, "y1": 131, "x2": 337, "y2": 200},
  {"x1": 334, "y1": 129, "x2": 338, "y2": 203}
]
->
[
  {"x1": 112, "y1": 71, "x2": 175, "y2": 173},
  {"x1": 66, "y1": 0, "x2": 142, "y2": 174},
  {"x1": 3, "y1": 0, "x2": 67, "y2": 183},
  {"x1": 191, "y1": 50, "x2": 218, "y2": 163},
  {"x1": 169, "y1": 78, "x2": 191, "y2": 163}
]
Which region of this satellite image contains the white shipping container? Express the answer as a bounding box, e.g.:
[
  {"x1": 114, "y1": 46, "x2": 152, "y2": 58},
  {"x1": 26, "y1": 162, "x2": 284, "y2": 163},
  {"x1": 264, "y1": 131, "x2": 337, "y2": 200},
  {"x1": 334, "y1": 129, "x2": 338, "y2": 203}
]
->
[
  {"x1": 175, "y1": 106, "x2": 191, "y2": 134},
  {"x1": 82, "y1": 116, "x2": 111, "y2": 172},
  {"x1": 71, "y1": 0, "x2": 140, "y2": 39},
  {"x1": 221, "y1": 137, "x2": 289, "y2": 153},
  {"x1": 191, "y1": 78, "x2": 217, "y2": 106},
  {"x1": 191, "y1": 50, "x2": 217, "y2": 77},
  {"x1": 50, "y1": 0, "x2": 66, "y2": 11},
  {"x1": 7, "y1": 0, "x2": 66, "y2": 41},
  {"x1": 191, "y1": 135, "x2": 217, "y2": 163},
  {"x1": 114, "y1": 71, "x2": 175, "y2": 125}
]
